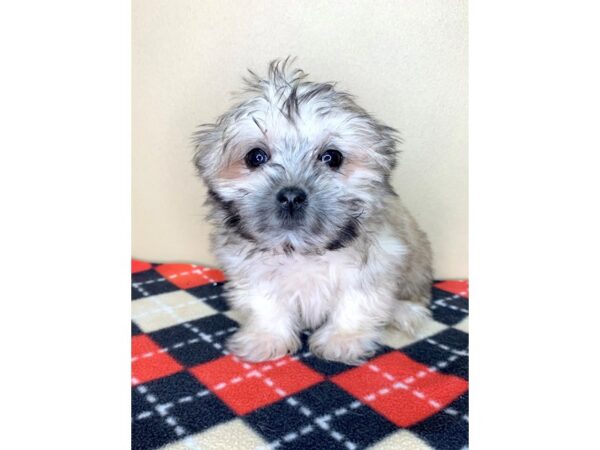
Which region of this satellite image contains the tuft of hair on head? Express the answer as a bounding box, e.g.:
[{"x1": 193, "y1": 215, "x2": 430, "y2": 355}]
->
[
  {"x1": 237, "y1": 57, "x2": 312, "y2": 122},
  {"x1": 241, "y1": 56, "x2": 307, "y2": 93},
  {"x1": 269, "y1": 56, "x2": 307, "y2": 85}
]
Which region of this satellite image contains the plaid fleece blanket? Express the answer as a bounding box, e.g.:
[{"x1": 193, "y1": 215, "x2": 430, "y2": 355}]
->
[{"x1": 132, "y1": 260, "x2": 469, "y2": 450}]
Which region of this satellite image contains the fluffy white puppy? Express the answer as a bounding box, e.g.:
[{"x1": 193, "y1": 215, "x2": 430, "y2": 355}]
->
[{"x1": 193, "y1": 59, "x2": 432, "y2": 364}]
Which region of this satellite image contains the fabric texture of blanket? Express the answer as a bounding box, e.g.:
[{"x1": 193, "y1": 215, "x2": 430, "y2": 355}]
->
[{"x1": 132, "y1": 260, "x2": 469, "y2": 449}]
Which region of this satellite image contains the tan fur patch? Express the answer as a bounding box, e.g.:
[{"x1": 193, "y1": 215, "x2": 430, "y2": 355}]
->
[
  {"x1": 340, "y1": 157, "x2": 377, "y2": 178},
  {"x1": 218, "y1": 160, "x2": 248, "y2": 180}
]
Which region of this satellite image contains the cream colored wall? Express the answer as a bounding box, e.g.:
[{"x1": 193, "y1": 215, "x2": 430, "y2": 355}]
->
[{"x1": 132, "y1": 0, "x2": 468, "y2": 279}]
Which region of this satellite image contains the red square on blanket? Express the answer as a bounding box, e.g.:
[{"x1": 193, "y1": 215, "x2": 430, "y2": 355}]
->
[
  {"x1": 131, "y1": 335, "x2": 183, "y2": 385},
  {"x1": 155, "y1": 264, "x2": 226, "y2": 289},
  {"x1": 190, "y1": 355, "x2": 324, "y2": 415},
  {"x1": 332, "y1": 351, "x2": 468, "y2": 427},
  {"x1": 434, "y1": 280, "x2": 469, "y2": 298},
  {"x1": 132, "y1": 259, "x2": 152, "y2": 273}
]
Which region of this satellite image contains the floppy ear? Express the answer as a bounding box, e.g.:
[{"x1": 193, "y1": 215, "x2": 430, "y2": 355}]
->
[
  {"x1": 376, "y1": 123, "x2": 401, "y2": 173},
  {"x1": 192, "y1": 123, "x2": 221, "y2": 181}
]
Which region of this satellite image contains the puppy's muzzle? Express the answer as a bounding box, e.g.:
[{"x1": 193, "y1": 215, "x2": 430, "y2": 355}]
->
[{"x1": 276, "y1": 186, "x2": 307, "y2": 217}]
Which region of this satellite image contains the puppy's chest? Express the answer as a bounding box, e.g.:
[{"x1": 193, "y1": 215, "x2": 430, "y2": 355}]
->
[
  {"x1": 257, "y1": 253, "x2": 339, "y2": 296},
  {"x1": 248, "y1": 251, "x2": 358, "y2": 326}
]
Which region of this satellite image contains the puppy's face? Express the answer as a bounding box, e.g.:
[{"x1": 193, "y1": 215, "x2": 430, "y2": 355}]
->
[{"x1": 194, "y1": 61, "x2": 398, "y2": 253}]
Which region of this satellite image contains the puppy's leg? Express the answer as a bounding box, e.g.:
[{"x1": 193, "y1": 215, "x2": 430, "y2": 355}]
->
[
  {"x1": 227, "y1": 285, "x2": 300, "y2": 362},
  {"x1": 392, "y1": 221, "x2": 433, "y2": 336},
  {"x1": 392, "y1": 255, "x2": 433, "y2": 336},
  {"x1": 309, "y1": 286, "x2": 393, "y2": 365}
]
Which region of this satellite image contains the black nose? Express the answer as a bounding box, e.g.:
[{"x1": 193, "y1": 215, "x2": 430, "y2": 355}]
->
[{"x1": 276, "y1": 187, "x2": 307, "y2": 210}]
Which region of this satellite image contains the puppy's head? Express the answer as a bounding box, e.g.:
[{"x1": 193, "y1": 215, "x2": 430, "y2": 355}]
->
[{"x1": 194, "y1": 59, "x2": 399, "y2": 253}]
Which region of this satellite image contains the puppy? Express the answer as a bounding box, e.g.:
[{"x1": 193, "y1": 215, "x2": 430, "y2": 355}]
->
[{"x1": 193, "y1": 59, "x2": 432, "y2": 364}]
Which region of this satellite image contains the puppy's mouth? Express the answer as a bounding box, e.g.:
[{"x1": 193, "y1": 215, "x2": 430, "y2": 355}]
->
[{"x1": 278, "y1": 209, "x2": 306, "y2": 230}]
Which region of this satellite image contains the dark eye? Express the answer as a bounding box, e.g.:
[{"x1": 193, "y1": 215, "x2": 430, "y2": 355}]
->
[
  {"x1": 245, "y1": 148, "x2": 269, "y2": 168},
  {"x1": 319, "y1": 149, "x2": 343, "y2": 169}
]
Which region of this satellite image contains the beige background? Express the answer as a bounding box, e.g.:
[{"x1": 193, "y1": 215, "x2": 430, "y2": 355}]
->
[{"x1": 132, "y1": 0, "x2": 468, "y2": 279}]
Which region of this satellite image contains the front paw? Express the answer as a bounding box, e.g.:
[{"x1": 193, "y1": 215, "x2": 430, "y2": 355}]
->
[
  {"x1": 227, "y1": 328, "x2": 300, "y2": 362},
  {"x1": 309, "y1": 327, "x2": 379, "y2": 365},
  {"x1": 393, "y1": 301, "x2": 431, "y2": 336}
]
